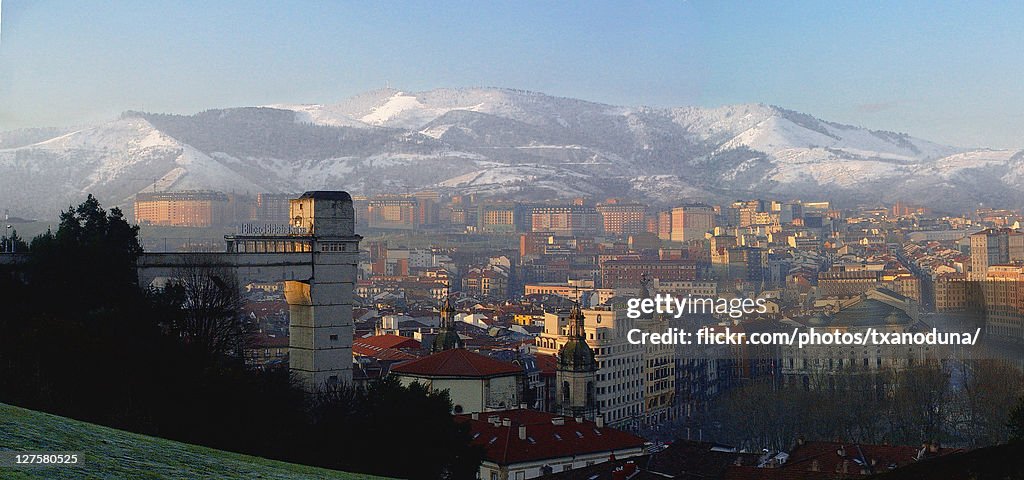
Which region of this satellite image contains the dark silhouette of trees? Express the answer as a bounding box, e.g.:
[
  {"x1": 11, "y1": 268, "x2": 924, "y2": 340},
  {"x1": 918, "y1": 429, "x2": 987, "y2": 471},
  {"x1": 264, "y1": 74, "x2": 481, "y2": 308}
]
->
[
  {"x1": 1009, "y1": 396, "x2": 1024, "y2": 443},
  {"x1": 1, "y1": 228, "x2": 28, "y2": 252},
  {"x1": 702, "y1": 361, "x2": 1023, "y2": 451},
  {"x1": 0, "y1": 195, "x2": 482, "y2": 478},
  {"x1": 165, "y1": 258, "x2": 251, "y2": 362}
]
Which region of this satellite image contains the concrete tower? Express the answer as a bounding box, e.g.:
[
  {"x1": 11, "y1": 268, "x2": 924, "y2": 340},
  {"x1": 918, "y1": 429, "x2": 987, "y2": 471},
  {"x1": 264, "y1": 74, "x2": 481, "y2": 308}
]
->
[{"x1": 284, "y1": 191, "x2": 361, "y2": 389}]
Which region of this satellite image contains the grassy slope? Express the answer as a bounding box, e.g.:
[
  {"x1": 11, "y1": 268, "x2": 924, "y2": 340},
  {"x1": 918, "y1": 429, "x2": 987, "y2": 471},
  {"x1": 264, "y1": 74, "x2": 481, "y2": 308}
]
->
[{"x1": 0, "y1": 403, "x2": 389, "y2": 480}]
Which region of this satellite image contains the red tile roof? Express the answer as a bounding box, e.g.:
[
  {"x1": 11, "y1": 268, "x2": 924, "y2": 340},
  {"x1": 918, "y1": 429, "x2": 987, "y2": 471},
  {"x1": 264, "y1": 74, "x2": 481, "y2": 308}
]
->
[
  {"x1": 534, "y1": 353, "x2": 559, "y2": 375},
  {"x1": 355, "y1": 334, "x2": 421, "y2": 350},
  {"x1": 390, "y1": 348, "x2": 521, "y2": 378},
  {"x1": 352, "y1": 343, "x2": 418, "y2": 361},
  {"x1": 455, "y1": 409, "x2": 646, "y2": 466}
]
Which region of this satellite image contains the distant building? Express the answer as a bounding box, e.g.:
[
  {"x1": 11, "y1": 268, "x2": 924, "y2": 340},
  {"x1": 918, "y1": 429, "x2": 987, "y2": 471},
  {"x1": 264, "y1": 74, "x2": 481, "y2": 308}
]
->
[
  {"x1": 253, "y1": 193, "x2": 294, "y2": 223},
  {"x1": 478, "y1": 203, "x2": 519, "y2": 234},
  {"x1": 596, "y1": 201, "x2": 647, "y2": 237},
  {"x1": 134, "y1": 190, "x2": 229, "y2": 227},
  {"x1": 531, "y1": 205, "x2": 601, "y2": 237},
  {"x1": 367, "y1": 197, "x2": 420, "y2": 230},
  {"x1": 670, "y1": 204, "x2": 715, "y2": 243},
  {"x1": 600, "y1": 259, "x2": 696, "y2": 288},
  {"x1": 970, "y1": 228, "x2": 1024, "y2": 280}
]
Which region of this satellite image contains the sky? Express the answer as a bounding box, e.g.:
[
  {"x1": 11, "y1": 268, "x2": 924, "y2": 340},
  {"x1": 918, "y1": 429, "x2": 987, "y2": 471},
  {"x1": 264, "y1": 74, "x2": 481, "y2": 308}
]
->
[{"x1": 1, "y1": 1, "x2": 1022, "y2": 148}]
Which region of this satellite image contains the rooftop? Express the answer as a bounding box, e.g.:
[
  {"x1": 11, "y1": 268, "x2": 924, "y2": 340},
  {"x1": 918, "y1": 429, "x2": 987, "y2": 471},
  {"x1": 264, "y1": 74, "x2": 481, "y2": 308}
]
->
[
  {"x1": 455, "y1": 409, "x2": 646, "y2": 466},
  {"x1": 390, "y1": 348, "x2": 521, "y2": 378}
]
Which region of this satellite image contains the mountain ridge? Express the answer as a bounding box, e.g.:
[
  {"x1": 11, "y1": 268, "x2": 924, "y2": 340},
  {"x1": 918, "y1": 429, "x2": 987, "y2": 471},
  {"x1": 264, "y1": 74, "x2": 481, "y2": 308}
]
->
[{"x1": 2, "y1": 87, "x2": 1021, "y2": 219}]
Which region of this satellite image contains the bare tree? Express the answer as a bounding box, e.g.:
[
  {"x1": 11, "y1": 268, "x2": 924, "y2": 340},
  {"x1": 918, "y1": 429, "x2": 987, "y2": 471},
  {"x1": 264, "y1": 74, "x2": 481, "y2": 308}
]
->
[{"x1": 167, "y1": 256, "x2": 252, "y2": 361}]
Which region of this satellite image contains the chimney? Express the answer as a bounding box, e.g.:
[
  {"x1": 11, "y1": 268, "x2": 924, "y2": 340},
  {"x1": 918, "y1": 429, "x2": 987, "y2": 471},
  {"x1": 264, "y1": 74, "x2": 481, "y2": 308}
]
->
[
  {"x1": 519, "y1": 425, "x2": 527, "y2": 440},
  {"x1": 810, "y1": 460, "x2": 820, "y2": 472},
  {"x1": 502, "y1": 418, "x2": 511, "y2": 427},
  {"x1": 519, "y1": 403, "x2": 527, "y2": 409},
  {"x1": 552, "y1": 417, "x2": 565, "y2": 425},
  {"x1": 575, "y1": 416, "x2": 584, "y2": 423},
  {"x1": 596, "y1": 415, "x2": 605, "y2": 428},
  {"x1": 471, "y1": 412, "x2": 479, "y2": 420}
]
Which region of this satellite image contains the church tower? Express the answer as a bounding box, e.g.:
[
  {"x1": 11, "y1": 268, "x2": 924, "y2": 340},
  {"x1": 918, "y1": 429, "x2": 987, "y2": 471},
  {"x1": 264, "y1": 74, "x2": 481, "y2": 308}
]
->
[
  {"x1": 432, "y1": 289, "x2": 464, "y2": 353},
  {"x1": 555, "y1": 300, "x2": 598, "y2": 419}
]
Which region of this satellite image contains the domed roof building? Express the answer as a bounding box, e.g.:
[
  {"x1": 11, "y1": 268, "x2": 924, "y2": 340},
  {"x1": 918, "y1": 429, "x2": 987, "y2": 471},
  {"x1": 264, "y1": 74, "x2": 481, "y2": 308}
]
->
[
  {"x1": 432, "y1": 290, "x2": 464, "y2": 353},
  {"x1": 555, "y1": 300, "x2": 598, "y2": 420}
]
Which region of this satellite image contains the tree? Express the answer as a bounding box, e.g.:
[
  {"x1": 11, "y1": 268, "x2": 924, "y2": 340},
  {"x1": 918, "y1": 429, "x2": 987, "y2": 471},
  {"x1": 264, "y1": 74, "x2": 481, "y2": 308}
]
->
[
  {"x1": 1009, "y1": 396, "x2": 1024, "y2": 443},
  {"x1": 165, "y1": 257, "x2": 251, "y2": 361},
  {"x1": 1, "y1": 228, "x2": 28, "y2": 252}
]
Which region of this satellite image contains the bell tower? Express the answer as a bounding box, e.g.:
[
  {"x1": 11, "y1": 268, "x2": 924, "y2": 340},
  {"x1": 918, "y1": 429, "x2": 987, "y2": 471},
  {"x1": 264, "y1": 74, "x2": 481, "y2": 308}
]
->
[
  {"x1": 555, "y1": 300, "x2": 598, "y2": 419},
  {"x1": 432, "y1": 286, "x2": 464, "y2": 353}
]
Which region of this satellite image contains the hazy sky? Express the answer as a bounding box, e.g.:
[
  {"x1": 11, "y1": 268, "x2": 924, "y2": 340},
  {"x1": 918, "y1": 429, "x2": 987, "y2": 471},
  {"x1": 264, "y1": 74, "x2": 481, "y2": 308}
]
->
[{"x1": 1, "y1": 1, "x2": 1022, "y2": 148}]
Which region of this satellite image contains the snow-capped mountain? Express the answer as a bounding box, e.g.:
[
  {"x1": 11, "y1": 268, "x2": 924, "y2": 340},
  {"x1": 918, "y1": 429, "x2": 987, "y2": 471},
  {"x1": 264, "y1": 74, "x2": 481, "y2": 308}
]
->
[{"x1": 2, "y1": 87, "x2": 1022, "y2": 219}]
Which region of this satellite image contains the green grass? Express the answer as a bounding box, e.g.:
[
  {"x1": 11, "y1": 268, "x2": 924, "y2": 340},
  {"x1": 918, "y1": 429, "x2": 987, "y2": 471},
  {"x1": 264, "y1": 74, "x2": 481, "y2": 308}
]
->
[{"x1": 0, "y1": 403, "x2": 391, "y2": 480}]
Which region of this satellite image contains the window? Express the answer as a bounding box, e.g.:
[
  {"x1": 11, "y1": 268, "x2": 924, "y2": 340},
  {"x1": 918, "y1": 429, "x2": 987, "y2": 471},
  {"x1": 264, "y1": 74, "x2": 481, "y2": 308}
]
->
[{"x1": 330, "y1": 334, "x2": 339, "y2": 341}]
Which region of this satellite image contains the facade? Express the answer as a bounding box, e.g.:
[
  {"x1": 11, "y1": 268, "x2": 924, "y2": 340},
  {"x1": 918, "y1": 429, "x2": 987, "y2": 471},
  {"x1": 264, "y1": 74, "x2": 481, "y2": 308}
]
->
[
  {"x1": 670, "y1": 204, "x2": 715, "y2": 243},
  {"x1": 462, "y1": 268, "x2": 509, "y2": 298},
  {"x1": 523, "y1": 282, "x2": 617, "y2": 305},
  {"x1": 596, "y1": 201, "x2": 647, "y2": 237},
  {"x1": 657, "y1": 211, "x2": 673, "y2": 240},
  {"x1": 253, "y1": 193, "x2": 293, "y2": 223},
  {"x1": 134, "y1": 190, "x2": 229, "y2": 227},
  {"x1": 530, "y1": 205, "x2": 601, "y2": 237},
  {"x1": 970, "y1": 228, "x2": 1024, "y2": 280},
  {"x1": 781, "y1": 289, "x2": 927, "y2": 389},
  {"x1": 367, "y1": 197, "x2": 420, "y2": 230},
  {"x1": 478, "y1": 203, "x2": 518, "y2": 234},
  {"x1": 600, "y1": 259, "x2": 697, "y2": 288}
]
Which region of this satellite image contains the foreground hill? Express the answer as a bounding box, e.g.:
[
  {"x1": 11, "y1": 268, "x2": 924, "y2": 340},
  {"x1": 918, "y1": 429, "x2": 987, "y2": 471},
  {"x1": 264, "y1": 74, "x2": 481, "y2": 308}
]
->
[
  {"x1": 3, "y1": 87, "x2": 1023, "y2": 219},
  {"x1": 0, "y1": 403, "x2": 387, "y2": 480}
]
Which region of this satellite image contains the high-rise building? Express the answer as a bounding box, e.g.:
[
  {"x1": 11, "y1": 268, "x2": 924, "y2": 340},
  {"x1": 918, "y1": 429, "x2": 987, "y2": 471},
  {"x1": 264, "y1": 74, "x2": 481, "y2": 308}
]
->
[
  {"x1": 596, "y1": 200, "x2": 647, "y2": 236},
  {"x1": 779, "y1": 202, "x2": 804, "y2": 224},
  {"x1": 657, "y1": 211, "x2": 673, "y2": 240},
  {"x1": 531, "y1": 205, "x2": 601, "y2": 237},
  {"x1": 478, "y1": 203, "x2": 518, "y2": 234},
  {"x1": 670, "y1": 204, "x2": 715, "y2": 243},
  {"x1": 367, "y1": 197, "x2": 420, "y2": 230},
  {"x1": 253, "y1": 193, "x2": 294, "y2": 224},
  {"x1": 970, "y1": 228, "x2": 1024, "y2": 280},
  {"x1": 134, "y1": 190, "x2": 229, "y2": 227}
]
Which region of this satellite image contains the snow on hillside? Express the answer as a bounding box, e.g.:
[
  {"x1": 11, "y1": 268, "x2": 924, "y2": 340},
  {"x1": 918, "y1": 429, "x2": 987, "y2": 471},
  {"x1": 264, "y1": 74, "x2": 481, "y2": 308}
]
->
[
  {"x1": 0, "y1": 117, "x2": 265, "y2": 217},
  {"x1": 265, "y1": 103, "x2": 374, "y2": 128},
  {"x1": 3, "y1": 87, "x2": 1023, "y2": 217}
]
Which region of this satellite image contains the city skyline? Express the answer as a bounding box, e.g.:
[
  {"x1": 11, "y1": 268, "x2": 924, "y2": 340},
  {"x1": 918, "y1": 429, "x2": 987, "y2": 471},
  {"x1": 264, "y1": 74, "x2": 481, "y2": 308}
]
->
[{"x1": 1, "y1": 1, "x2": 1023, "y2": 148}]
